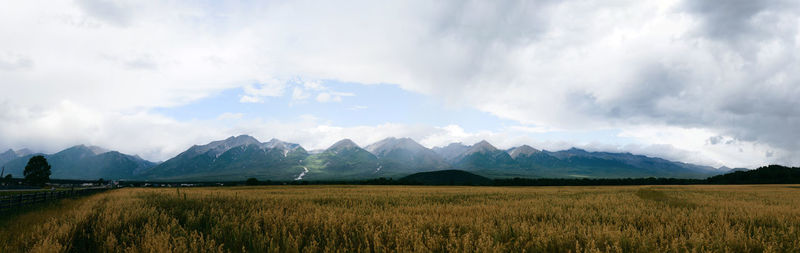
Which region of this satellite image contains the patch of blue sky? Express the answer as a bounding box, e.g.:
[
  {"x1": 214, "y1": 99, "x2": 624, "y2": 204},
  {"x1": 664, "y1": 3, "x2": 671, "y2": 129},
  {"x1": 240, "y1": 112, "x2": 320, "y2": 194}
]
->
[
  {"x1": 318, "y1": 81, "x2": 519, "y2": 131},
  {"x1": 153, "y1": 80, "x2": 519, "y2": 132}
]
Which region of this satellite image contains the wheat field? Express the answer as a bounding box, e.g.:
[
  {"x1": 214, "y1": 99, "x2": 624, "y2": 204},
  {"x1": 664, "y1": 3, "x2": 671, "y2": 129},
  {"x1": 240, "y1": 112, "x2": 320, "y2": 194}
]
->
[{"x1": 1, "y1": 185, "x2": 799, "y2": 252}]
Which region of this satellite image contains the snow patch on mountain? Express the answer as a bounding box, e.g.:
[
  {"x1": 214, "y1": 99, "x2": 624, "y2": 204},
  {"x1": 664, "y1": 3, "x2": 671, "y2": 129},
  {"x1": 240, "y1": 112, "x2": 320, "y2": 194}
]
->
[{"x1": 295, "y1": 167, "x2": 309, "y2": 180}]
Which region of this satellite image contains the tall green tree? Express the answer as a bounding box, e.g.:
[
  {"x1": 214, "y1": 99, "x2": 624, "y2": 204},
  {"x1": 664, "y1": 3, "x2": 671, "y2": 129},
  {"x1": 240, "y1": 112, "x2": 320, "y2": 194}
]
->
[
  {"x1": 24, "y1": 155, "x2": 51, "y2": 186},
  {"x1": 2, "y1": 174, "x2": 11, "y2": 185}
]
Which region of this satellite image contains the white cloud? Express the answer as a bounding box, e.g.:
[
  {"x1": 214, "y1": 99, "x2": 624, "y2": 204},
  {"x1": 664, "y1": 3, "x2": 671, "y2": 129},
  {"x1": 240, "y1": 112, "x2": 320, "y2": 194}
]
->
[
  {"x1": 508, "y1": 125, "x2": 561, "y2": 134},
  {"x1": 0, "y1": 52, "x2": 33, "y2": 71},
  {"x1": 284, "y1": 79, "x2": 355, "y2": 103},
  {"x1": 1, "y1": 0, "x2": 799, "y2": 167},
  {"x1": 303, "y1": 80, "x2": 325, "y2": 91},
  {"x1": 217, "y1": 112, "x2": 243, "y2": 120},
  {"x1": 291, "y1": 87, "x2": 310, "y2": 101},
  {"x1": 315, "y1": 92, "x2": 354, "y2": 103},
  {"x1": 239, "y1": 95, "x2": 262, "y2": 103},
  {"x1": 315, "y1": 93, "x2": 333, "y2": 103},
  {"x1": 240, "y1": 81, "x2": 285, "y2": 103},
  {"x1": 617, "y1": 125, "x2": 789, "y2": 168},
  {"x1": 0, "y1": 101, "x2": 225, "y2": 161}
]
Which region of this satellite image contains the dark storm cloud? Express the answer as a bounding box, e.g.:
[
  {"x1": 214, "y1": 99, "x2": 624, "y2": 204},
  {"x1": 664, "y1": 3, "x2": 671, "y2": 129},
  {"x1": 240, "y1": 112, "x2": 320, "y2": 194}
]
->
[
  {"x1": 549, "y1": 0, "x2": 800, "y2": 165},
  {"x1": 707, "y1": 136, "x2": 723, "y2": 145},
  {"x1": 682, "y1": 0, "x2": 782, "y2": 40},
  {"x1": 432, "y1": 1, "x2": 553, "y2": 45},
  {"x1": 75, "y1": 0, "x2": 134, "y2": 27},
  {"x1": 604, "y1": 64, "x2": 690, "y2": 121}
]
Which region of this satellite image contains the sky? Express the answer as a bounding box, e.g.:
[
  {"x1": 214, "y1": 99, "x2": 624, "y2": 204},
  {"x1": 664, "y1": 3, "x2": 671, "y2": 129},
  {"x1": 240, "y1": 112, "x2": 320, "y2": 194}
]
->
[{"x1": 1, "y1": 0, "x2": 798, "y2": 168}]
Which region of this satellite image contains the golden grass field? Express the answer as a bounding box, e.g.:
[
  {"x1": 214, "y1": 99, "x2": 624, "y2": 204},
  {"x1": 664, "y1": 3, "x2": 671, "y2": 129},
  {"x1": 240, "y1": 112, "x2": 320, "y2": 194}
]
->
[{"x1": 1, "y1": 185, "x2": 800, "y2": 252}]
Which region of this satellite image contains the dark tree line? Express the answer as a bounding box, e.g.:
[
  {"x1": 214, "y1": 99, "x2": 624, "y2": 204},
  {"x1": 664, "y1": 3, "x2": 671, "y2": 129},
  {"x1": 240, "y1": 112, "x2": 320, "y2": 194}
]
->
[
  {"x1": 284, "y1": 165, "x2": 800, "y2": 186},
  {"x1": 707, "y1": 165, "x2": 800, "y2": 184},
  {"x1": 493, "y1": 177, "x2": 703, "y2": 186}
]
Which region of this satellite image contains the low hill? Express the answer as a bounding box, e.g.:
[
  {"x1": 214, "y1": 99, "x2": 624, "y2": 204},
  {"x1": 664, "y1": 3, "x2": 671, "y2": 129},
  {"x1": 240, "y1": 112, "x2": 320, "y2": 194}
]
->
[
  {"x1": 399, "y1": 170, "x2": 493, "y2": 185},
  {"x1": 707, "y1": 165, "x2": 800, "y2": 184}
]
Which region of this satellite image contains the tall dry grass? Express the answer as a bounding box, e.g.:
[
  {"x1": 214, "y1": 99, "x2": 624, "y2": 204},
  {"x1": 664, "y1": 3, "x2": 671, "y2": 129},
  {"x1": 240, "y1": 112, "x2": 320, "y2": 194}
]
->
[{"x1": 2, "y1": 185, "x2": 800, "y2": 252}]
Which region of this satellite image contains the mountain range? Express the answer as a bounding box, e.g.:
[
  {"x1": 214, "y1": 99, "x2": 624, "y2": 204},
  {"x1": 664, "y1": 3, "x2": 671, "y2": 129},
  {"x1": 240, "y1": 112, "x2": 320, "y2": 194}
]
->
[
  {"x1": 1, "y1": 145, "x2": 155, "y2": 180},
  {"x1": 1, "y1": 135, "x2": 733, "y2": 181}
]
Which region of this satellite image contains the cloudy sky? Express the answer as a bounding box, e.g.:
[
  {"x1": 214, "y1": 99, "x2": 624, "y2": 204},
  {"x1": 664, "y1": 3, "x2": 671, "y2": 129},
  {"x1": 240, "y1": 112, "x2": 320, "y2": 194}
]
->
[{"x1": 1, "y1": 0, "x2": 798, "y2": 168}]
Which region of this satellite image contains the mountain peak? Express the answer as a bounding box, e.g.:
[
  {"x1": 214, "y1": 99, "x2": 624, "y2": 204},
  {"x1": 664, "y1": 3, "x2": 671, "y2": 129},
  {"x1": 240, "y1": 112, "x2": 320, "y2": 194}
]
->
[
  {"x1": 264, "y1": 138, "x2": 303, "y2": 153},
  {"x1": 88, "y1": 145, "x2": 109, "y2": 155},
  {"x1": 458, "y1": 140, "x2": 500, "y2": 157},
  {"x1": 397, "y1": 137, "x2": 417, "y2": 144},
  {"x1": 66, "y1": 144, "x2": 106, "y2": 155},
  {"x1": 228, "y1": 134, "x2": 260, "y2": 143},
  {"x1": 442, "y1": 142, "x2": 469, "y2": 150},
  {"x1": 70, "y1": 144, "x2": 88, "y2": 149},
  {"x1": 447, "y1": 142, "x2": 466, "y2": 147},
  {"x1": 432, "y1": 142, "x2": 471, "y2": 162},
  {"x1": 53, "y1": 145, "x2": 107, "y2": 160},
  {"x1": 15, "y1": 148, "x2": 33, "y2": 156},
  {"x1": 364, "y1": 137, "x2": 395, "y2": 154},
  {"x1": 0, "y1": 148, "x2": 34, "y2": 163},
  {"x1": 192, "y1": 134, "x2": 262, "y2": 157},
  {"x1": 225, "y1": 134, "x2": 260, "y2": 144},
  {"x1": 264, "y1": 138, "x2": 286, "y2": 148},
  {"x1": 328, "y1": 139, "x2": 359, "y2": 150},
  {"x1": 2, "y1": 149, "x2": 15, "y2": 156},
  {"x1": 566, "y1": 147, "x2": 588, "y2": 153},
  {"x1": 365, "y1": 137, "x2": 426, "y2": 156},
  {"x1": 0, "y1": 149, "x2": 19, "y2": 165},
  {"x1": 469, "y1": 140, "x2": 497, "y2": 151},
  {"x1": 509, "y1": 145, "x2": 540, "y2": 159}
]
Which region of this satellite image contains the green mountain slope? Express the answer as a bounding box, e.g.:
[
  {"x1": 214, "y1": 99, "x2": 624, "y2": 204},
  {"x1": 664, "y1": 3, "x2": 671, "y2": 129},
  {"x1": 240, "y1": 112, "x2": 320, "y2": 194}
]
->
[
  {"x1": 2, "y1": 145, "x2": 155, "y2": 180},
  {"x1": 365, "y1": 137, "x2": 450, "y2": 177},
  {"x1": 139, "y1": 135, "x2": 307, "y2": 181},
  {"x1": 302, "y1": 139, "x2": 379, "y2": 180},
  {"x1": 453, "y1": 141, "x2": 519, "y2": 173}
]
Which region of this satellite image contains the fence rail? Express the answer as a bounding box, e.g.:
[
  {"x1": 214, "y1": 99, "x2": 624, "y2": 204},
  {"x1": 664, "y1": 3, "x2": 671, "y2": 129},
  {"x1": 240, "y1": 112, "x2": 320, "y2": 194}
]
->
[{"x1": 0, "y1": 188, "x2": 109, "y2": 211}]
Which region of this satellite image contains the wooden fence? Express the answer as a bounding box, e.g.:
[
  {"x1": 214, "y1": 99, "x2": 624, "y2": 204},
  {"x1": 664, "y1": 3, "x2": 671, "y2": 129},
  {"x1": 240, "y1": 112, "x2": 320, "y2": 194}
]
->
[{"x1": 0, "y1": 188, "x2": 109, "y2": 212}]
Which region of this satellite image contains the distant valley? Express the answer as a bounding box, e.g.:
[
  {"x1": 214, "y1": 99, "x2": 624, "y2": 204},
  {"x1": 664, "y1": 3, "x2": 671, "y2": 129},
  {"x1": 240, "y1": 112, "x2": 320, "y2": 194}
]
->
[{"x1": 1, "y1": 135, "x2": 735, "y2": 181}]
